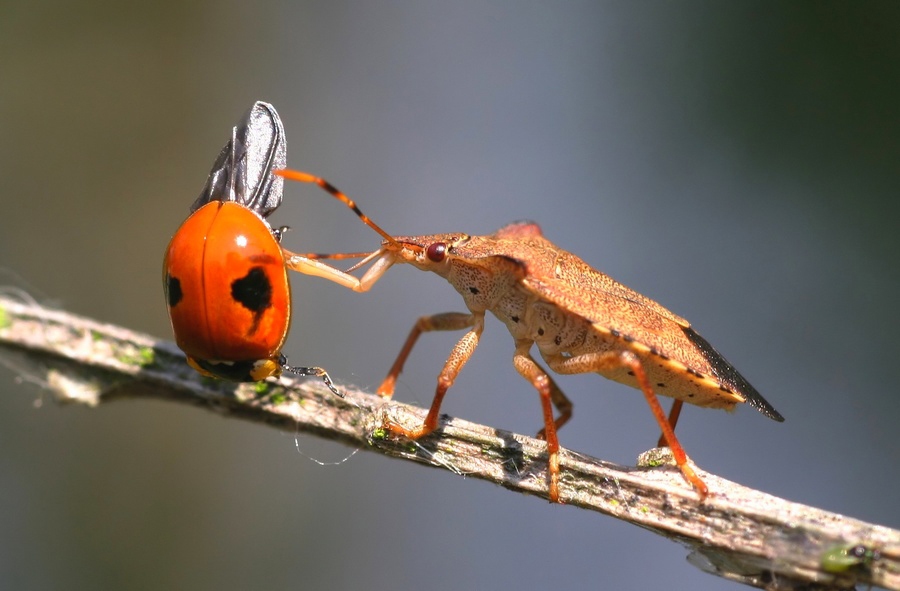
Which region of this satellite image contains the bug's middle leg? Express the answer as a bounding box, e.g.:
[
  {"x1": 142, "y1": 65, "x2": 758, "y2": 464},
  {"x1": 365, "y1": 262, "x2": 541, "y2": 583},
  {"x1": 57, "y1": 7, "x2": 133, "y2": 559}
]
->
[
  {"x1": 385, "y1": 312, "x2": 484, "y2": 439},
  {"x1": 543, "y1": 350, "x2": 708, "y2": 499},
  {"x1": 512, "y1": 340, "x2": 566, "y2": 503},
  {"x1": 534, "y1": 371, "x2": 572, "y2": 440}
]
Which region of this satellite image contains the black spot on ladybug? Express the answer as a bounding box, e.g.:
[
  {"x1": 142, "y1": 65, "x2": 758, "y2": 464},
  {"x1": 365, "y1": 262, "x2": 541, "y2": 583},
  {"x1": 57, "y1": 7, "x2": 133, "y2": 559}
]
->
[
  {"x1": 232, "y1": 267, "x2": 273, "y2": 312},
  {"x1": 469, "y1": 286, "x2": 480, "y2": 295},
  {"x1": 166, "y1": 274, "x2": 183, "y2": 307},
  {"x1": 231, "y1": 267, "x2": 272, "y2": 334}
]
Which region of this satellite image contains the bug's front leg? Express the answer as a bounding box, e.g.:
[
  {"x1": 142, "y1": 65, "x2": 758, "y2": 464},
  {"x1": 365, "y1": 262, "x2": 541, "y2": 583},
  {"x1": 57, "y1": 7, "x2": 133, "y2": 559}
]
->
[
  {"x1": 385, "y1": 312, "x2": 484, "y2": 439},
  {"x1": 512, "y1": 340, "x2": 565, "y2": 503},
  {"x1": 543, "y1": 350, "x2": 709, "y2": 499},
  {"x1": 377, "y1": 312, "x2": 476, "y2": 399}
]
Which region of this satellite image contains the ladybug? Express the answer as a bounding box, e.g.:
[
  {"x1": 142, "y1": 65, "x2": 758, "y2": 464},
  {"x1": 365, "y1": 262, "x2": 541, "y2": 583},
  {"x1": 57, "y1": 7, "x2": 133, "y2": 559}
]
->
[{"x1": 164, "y1": 102, "x2": 339, "y2": 394}]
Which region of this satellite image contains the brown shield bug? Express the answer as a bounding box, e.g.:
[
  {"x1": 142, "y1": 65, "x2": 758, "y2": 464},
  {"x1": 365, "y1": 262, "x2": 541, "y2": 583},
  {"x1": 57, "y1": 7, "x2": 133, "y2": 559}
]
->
[{"x1": 274, "y1": 168, "x2": 784, "y2": 503}]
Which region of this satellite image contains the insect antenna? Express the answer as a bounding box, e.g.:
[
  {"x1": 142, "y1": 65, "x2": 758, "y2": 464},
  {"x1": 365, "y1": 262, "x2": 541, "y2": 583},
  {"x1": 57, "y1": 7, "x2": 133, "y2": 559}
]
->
[
  {"x1": 275, "y1": 169, "x2": 399, "y2": 247},
  {"x1": 280, "y1": 249, "x2": 383, "y2": 274},
  {"x1": 286, "y1": 251, "x2": 374, "y2": 261}
]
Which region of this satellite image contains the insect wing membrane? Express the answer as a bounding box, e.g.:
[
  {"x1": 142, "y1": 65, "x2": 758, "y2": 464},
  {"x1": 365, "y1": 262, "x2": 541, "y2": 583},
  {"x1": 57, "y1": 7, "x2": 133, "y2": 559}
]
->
[{"x1": 191, "y1": 101, "x2": 286, "y2": 217}]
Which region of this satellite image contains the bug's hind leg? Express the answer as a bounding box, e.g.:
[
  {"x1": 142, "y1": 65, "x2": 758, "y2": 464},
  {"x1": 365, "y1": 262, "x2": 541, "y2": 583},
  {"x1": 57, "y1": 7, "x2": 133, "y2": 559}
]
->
[
  {"x1": 657, "y1": 400, "x2": 683, "y2": 448},
  {"x1": 544, "y1": 350, "x2": 708, "y2": 499}
]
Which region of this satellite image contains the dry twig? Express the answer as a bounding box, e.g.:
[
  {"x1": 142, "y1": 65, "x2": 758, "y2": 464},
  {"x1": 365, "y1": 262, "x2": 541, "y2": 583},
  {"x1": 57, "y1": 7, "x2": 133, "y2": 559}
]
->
[{"x1": 0, "y1": 293, "x2": 897, "y2": 590}]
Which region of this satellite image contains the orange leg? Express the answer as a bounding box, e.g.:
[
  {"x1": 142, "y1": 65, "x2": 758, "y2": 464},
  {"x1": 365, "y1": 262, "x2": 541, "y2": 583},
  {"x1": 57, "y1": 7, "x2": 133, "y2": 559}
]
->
[
  {"x1": 377, "y1": 312, "x2": 476, "y2": 399},
  {"x1": 545, "y1": 350, "x2": 708, "y2": 499},
  {"x1": 657, "y1": 399, "x2": 683, "y2": 449},
  {"x1": 385, "y1": 312, "x2": 484, "y2": 439},
  {"x1": 513, "y1": 341, "x2": 564, "y2": 502},
  {"x1": 534, "y1": 371, "x2": 573, "y2": 441}
]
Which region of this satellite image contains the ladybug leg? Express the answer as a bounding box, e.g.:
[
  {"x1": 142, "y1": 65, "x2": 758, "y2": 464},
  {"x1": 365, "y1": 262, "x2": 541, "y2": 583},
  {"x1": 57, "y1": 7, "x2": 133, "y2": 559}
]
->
[{"x1": 280, "y1": 357, "x2": 342, "y2": 397}]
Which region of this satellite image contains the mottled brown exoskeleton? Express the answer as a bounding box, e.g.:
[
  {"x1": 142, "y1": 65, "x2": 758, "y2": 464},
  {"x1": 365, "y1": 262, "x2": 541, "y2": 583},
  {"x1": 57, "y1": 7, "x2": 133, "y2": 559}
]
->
[{"x1": 275, "y1": 169, "x2": 784, "y2": 503}]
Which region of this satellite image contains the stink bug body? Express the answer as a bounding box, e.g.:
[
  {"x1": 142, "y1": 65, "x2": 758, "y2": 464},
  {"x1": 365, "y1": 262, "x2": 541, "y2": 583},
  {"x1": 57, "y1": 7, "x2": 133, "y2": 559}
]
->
[{"x1": 273, "y1": 165, "x2": 784, "y2": 502}]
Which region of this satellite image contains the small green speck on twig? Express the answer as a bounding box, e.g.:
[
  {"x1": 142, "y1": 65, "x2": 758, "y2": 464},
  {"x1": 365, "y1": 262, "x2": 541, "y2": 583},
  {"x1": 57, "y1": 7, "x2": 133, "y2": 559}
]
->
[{"x1": 116, "y1": 346, "x2": 156, "y2": 368}]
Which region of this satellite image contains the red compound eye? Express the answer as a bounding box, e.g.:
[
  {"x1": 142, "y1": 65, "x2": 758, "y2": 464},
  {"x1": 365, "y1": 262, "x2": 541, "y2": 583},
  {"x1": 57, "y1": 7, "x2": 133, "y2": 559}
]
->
[{"x1": 426, "y1": 242, "x2": 447, "y2": 262}]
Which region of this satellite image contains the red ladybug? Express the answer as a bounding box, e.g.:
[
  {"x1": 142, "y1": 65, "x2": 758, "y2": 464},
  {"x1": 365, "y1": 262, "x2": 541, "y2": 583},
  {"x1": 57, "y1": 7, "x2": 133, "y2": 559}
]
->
[{"x1": 164, "y1": 102, "x2": 338, "y2": 394}]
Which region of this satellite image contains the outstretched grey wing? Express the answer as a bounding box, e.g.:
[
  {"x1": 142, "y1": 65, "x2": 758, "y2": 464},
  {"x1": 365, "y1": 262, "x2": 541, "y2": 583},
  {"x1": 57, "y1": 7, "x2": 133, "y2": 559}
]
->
[{"x1": 191, "y1": 101, "x2": 286, "y2": 218}]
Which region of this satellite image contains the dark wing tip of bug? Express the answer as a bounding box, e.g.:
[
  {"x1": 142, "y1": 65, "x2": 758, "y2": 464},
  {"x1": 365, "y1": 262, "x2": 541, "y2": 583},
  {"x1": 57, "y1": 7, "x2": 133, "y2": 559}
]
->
[{"x1": 682, "y1": 327, "x2": 785, "y2": 422}]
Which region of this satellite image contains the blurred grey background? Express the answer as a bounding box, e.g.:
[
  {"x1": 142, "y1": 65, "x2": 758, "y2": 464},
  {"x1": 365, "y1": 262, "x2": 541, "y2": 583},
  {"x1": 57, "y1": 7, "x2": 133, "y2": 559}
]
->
[{"x1": 2, "y1": 2, "x2": 899, "y2": 590}]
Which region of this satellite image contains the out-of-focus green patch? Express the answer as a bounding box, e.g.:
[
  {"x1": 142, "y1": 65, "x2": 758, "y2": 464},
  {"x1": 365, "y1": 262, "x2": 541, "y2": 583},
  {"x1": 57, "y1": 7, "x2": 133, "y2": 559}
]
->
[{"x1": 117, "y1": 346, "x2": 156, "y2": 367}]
